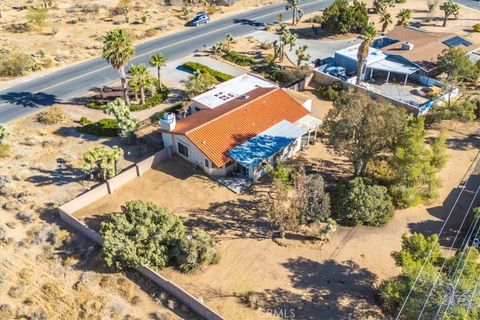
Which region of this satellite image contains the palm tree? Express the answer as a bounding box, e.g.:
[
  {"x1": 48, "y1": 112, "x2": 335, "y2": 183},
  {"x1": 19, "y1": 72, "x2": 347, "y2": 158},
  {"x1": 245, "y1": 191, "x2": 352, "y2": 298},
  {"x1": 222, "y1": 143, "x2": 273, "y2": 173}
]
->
[
  {"x1": 149, "y1": 52, "x2": 166, "y2": 87},
  {"x1": 102, "y1": 28, "x2": 135, "y2": 105},
  {"x1": 396, "y1": 9, "x2": 412, "y2": 26},
  {"x1": 128, "y1": 64, "x2": 151, "y2": 105},
  {"x1": 380, "y1": 12, "x2": 393, "y2": 33},
  {"x1": 356, "y1": 23, "x2": 377, "y2": 85}
]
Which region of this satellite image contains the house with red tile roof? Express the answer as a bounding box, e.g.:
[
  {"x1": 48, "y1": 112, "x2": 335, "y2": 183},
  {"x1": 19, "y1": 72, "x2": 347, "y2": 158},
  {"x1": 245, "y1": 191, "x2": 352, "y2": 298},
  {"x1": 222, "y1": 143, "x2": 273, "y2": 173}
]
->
[{"x1": 159, "y1": 74, "x2": 321, "y2": 180}]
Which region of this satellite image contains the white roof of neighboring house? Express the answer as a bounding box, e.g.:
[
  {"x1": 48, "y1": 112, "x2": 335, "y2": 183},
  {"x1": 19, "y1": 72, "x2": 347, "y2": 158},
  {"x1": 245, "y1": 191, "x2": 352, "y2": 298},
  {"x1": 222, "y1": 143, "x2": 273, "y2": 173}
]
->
[
  {"x1": 192, "y1": 73, "x2": 277, "y2": 109},
  {"x1": 336, "y1": 44, "x2": 386, "y2": 65}
]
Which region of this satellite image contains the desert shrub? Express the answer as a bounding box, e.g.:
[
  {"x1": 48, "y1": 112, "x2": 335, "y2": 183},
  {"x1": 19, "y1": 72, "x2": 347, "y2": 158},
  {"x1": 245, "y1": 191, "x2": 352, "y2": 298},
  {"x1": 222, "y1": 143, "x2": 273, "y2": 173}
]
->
[
  {"x1": 78, "y1": 118, "x2": 118, "y2": 137},
  {"x1": 305, "y1": 14, "x2": 323, "y2": 23},
  {"x1": 16, "y1": 212, "x2": 35, "y2": 224},
  {"x1": 27, "y1": 7, "x2": 49, "y2": 27},
  {"x1": 174, "y1": 231, "x2": 219, "y2": 273},
  {"x1": 0, "y1": 144, "x2": 11, "y2": 159},
  {"x1": 37, "y1": 106, "x2": 65, "y2": 125},
  {"x1": 3, "y1": 23, "x2": 33, "y2": 33},
  {"x1": 223, "y1": 51, "x2": 256, "y2": 66},
  {"x1": 473, "y1": 23, "x2": 480, "y2": 32},
  {"x1": 181, "y1": 61, "x2": 234, "y2": 82},
  {"x1": 333, "y1": 177, "x2": 395, "y2": 226},
  {"x1": 0, "y1": 51, "x2": 35, "y2": 77},
  {"x1": 259, "y1": 41, "x2": 273, "y2": 50},
  {"x1": 293, "y1": 171, "x2": 331, "y2": 224},
  {"x1": 430, "y1": 130, "x2": 448, "y2": 169},
  {"x1": 317, "y1": 82, "x2": 344, "y2": 101},
  {"x1": 145, "y1": 28, "x2": 158, "y2": 37},
  {"x1": 252, "y1": 63, "x2": 310, "y2": 86}
]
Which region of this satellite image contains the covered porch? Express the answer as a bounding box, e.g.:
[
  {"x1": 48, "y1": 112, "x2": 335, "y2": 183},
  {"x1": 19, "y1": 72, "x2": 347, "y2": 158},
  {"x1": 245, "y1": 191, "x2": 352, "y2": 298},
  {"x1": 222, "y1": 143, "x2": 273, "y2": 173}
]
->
[{"x1": 365, "y1": 55, "x2": 420, "y2": 86}]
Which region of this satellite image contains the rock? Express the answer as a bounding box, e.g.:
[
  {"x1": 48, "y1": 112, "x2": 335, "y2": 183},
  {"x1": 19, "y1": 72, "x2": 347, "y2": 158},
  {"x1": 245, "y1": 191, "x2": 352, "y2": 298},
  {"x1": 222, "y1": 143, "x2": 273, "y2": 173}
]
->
[{"x1": 0, "y1": 175, "x2": 12, "y2": 188}]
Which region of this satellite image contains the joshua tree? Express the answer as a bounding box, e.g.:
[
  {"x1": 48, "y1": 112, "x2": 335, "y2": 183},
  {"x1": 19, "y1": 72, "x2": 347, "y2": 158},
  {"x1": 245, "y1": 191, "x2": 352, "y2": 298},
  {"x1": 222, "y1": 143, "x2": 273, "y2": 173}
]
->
[
  {"x1": 212, "y1": 41, "x2": 227, "y2": 55},
  {"x1": 102, "y1": 29, "x2": 135, "y2": 105},
  {"x1": 356, "y1": 23, "x2": 377, "y2": 85},
  {"x1": 82, "y1": 145, "x2": 124, "y2": 181},
  {"x1": 225, "y1": 33, "x2": 234, "y2": 52},
  {"x1": 286, "y1": 0, "x2": 304, "y2": 25},
  {"x1": 380, "y1": 12, "x2": 393, "y2": 33},
  {"x1": 103, "y1": 98, "x2": 139, "y2": 140},
  {"x1": 396, "y1": 8, "x2": 412, "y2": 26},
  {"x1": 0, "y1": 124, "x2": 9, "y2": 144},
  {"x1": 279, "y1": 28, "x2": 297, "y2": 63},
  {"x1": 149, "y1": 52, "x2": 166, "y2": 88},
  {"x1": 295, "y1": 45, "x2": 310, "y2": 66},
  {"x1": 128, "y1": 64, "x2": 151, "y2": 105},
  {"x1": 439, "y1": 0, "x2": 459, "y2": 27}
]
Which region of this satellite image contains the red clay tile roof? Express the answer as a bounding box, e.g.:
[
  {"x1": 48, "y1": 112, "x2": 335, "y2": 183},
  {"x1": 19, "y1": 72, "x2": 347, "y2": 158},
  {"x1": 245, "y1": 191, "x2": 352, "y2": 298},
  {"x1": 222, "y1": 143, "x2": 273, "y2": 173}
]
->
[{"x1": 165, "y1": 87, "x2": 309, "y2": 168}]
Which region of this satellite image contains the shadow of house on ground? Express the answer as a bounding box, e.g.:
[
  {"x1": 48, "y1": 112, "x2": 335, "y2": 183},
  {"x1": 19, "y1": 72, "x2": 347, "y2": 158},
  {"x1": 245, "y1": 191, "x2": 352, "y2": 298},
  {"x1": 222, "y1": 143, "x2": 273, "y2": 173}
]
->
[
  {"x1": 252, "y1": 258, "x2": 384, "y2": 320},
  {"x1": 185, "y1": 197, "x2": 272, "y2": 240},
  {"x1": 0, "y1": 91, "x2": 60, "y2": 108}
]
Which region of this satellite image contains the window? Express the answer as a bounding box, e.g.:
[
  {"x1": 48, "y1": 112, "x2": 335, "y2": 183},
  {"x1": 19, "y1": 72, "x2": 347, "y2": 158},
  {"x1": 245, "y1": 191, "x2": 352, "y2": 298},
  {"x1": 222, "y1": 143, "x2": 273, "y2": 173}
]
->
[
  {"x1": 177, "y1": 142, "x2": 189, "y2": 158},
  {"x1": 204, "y1": 159, "x2": 210, "y2": 168}
]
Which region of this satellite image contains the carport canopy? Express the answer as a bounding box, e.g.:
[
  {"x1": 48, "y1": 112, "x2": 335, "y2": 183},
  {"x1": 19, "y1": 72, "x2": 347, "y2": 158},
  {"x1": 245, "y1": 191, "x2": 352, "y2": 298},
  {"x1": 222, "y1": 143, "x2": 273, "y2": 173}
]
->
[{"x1": 228, "y1": 120, "x2": 307, "y2": 169}]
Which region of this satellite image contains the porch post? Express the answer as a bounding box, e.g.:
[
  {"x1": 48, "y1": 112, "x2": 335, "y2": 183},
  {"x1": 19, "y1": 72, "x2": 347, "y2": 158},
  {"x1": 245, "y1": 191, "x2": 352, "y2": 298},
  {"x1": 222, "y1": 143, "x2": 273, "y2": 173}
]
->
[
  {"x1": 370, "y1": 68, "x2": 374, "y2": 80},
  {"x1": 403, "y1": 73, "x2": 408, "y2": 86},
  {"x1": 386, "y1": 71, "x2": 390, "y2": 84}
]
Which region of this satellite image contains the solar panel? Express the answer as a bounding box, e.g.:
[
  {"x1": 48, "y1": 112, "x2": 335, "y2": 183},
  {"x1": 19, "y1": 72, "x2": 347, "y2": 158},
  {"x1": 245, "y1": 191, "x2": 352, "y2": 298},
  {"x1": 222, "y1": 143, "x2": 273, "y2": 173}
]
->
[{"x1": 443, "y1": 36, "x2": 472, "y2": 47}]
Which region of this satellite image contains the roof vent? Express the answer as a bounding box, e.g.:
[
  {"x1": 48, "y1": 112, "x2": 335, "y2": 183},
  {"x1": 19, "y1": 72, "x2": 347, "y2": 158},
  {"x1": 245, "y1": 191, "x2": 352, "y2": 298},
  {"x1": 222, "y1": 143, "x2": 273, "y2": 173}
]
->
[
  {"x1": 401, "y1": 42, "x2": 414, "y2": 50},
  {"x1": 239, "y1": 95, "x2": 250, "y2": 100}
]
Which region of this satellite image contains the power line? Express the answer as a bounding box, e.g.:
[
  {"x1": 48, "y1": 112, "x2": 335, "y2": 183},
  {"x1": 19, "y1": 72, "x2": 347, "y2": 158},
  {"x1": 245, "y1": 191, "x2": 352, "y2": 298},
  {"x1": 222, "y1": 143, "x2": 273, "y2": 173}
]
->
[
  {"x1": 395, "y1": 152, "x2": 480, "y2": 320},
  {"x1": 440, "y1": 225, "x2": 480, "y2": 319},
  {"x1": 417, "y1": 210, "x2": 480, "y2": 320}
]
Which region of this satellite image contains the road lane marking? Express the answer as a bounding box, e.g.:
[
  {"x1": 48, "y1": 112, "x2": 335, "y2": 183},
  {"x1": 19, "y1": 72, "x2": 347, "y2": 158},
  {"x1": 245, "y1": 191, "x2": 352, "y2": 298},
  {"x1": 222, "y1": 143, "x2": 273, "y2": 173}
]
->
[{"x1": 0, "y1": 0, "x2": 327, "y2": 109}]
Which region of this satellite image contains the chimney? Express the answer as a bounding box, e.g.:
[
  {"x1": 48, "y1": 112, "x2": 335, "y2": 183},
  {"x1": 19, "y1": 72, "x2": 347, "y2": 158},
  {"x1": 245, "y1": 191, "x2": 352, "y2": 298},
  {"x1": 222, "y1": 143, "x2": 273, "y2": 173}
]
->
[{"x1": 159, "y1": 113, "x2": 176, "y2": 131}]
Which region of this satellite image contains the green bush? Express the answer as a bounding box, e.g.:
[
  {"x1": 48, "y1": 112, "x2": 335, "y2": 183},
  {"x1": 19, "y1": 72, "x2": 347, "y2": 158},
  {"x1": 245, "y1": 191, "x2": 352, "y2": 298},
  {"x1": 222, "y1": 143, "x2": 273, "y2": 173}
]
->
[
  {"x1": 473, "y1": 23, "x2": 480, "y2": 32},
  {"x1": 223, "y1": 51, "x2": 256, "y2": 66},
  {"x1": 181, "y1": 61, "x2": 234, "y2": 82},
  {"x1": 321, "y1": 0, "x2": 368, "y2": 34},
  {"x1": 100, "y1": 200, "x2": 219, "y2": 273},
  {"x1": 79, "y1": 118, "x2": 118, "y2": 137},
  {"x1": 333, "y1": 177, "x2": 395, "y2": 226},
  {"x1": 86, "y1": 99, "x2": 104, "y2": 110},
  {"x1": 305, "y1": 14, "x2": 323, "y2": 23},
  {"x1": 129, "y1": 86, "x2": 169, "y2": 112},
  {"x1": 317, "y1": 82, "x2": 344, "y2": 101}
]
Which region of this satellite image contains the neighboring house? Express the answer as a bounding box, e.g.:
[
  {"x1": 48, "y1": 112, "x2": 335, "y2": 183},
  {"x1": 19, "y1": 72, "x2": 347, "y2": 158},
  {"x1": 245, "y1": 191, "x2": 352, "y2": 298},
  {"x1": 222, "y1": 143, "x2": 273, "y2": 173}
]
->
[
  {"x1": 160, "y1": 74, "x2": 321, "y2": 180},
  {"x1": 313, "y1": 26, "x2": 479, "y2": 114}
]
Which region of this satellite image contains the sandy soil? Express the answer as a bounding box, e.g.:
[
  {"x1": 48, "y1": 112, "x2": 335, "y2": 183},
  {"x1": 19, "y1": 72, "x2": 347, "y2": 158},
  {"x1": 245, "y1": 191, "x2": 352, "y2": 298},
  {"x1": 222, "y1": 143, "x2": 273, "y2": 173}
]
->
[
  {"x1": 0, "y1": 109, "x2": 188, "y2": 319},
  {"x1": 71, "y1": 95, "x2": 480, "y2": 320},
  {"x1": 0, "y1": 0, "x2": 281, "y2": 88}
]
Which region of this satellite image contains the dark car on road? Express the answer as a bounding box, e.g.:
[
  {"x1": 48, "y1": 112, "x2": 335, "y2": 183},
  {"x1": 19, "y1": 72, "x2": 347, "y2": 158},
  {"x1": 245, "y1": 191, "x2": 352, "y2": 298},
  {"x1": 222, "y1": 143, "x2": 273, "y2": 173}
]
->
[{"x1": 187, "y1": 13, "x2": 209, "y2": 26}]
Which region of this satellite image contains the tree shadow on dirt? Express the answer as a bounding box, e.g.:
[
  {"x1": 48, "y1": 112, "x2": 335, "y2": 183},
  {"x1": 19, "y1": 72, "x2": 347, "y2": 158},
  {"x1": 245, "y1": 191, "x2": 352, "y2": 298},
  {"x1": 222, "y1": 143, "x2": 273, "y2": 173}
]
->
[
  {"x1": 26, "y1": 162, "x2": 85, "y2": 186},
  {"x1": 407, "y1": 172, "x2": 480, "y2": 248},
  {"x1": 185, "y1": 197, "x2": 272, "y2": 240},
  {"x1": 445, "y1": 134, "x2": 480, "y2": 151},
  {"x1": 250, "y1": 258, "x2": 384, "y2": 320}
]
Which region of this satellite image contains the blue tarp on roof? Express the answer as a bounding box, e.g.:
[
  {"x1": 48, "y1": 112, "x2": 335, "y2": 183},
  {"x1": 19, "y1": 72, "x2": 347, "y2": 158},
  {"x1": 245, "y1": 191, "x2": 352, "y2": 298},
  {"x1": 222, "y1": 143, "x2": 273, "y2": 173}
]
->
[{"x1": 228, "y1": 120, "x2": 307, "y2": 169}]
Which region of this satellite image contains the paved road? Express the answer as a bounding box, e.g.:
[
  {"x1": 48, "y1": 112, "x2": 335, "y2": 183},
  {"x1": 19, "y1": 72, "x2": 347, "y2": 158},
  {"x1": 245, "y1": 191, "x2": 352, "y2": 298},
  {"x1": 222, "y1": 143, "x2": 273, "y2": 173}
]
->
[
  {"x1": 0, "y1": 0, "x2": 333, "y2": 123},
  {"x1": 455, "y1": 0, "x2": 480, "y2": 10}
]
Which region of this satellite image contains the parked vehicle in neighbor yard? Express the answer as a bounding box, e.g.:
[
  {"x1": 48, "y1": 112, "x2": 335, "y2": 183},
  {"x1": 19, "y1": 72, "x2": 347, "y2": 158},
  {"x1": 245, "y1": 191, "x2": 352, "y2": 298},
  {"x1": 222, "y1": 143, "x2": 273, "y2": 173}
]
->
[{"x1": 187, "y1": 13, "x2": 209, "y2": 26}]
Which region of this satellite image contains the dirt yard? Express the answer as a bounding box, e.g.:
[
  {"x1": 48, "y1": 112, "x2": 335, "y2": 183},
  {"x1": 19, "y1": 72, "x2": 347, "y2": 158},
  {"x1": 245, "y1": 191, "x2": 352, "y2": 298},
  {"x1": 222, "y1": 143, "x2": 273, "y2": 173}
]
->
[
  {"x1": 72, "y1": 114, "x2": 480, "y2": 319},
  {"x1": 0, "y1": 109, "x2": 190, "y2": 319},
  {"x1": 0, "y1": 0, "x2": 281, "y2": 88}
]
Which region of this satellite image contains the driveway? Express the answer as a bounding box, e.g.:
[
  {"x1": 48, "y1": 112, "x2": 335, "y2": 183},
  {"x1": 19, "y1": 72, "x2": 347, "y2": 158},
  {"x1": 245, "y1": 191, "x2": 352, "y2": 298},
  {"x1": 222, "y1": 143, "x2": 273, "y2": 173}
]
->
[{"x1": 250, "y1": 30, "x2": 360, "y2": 64}]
